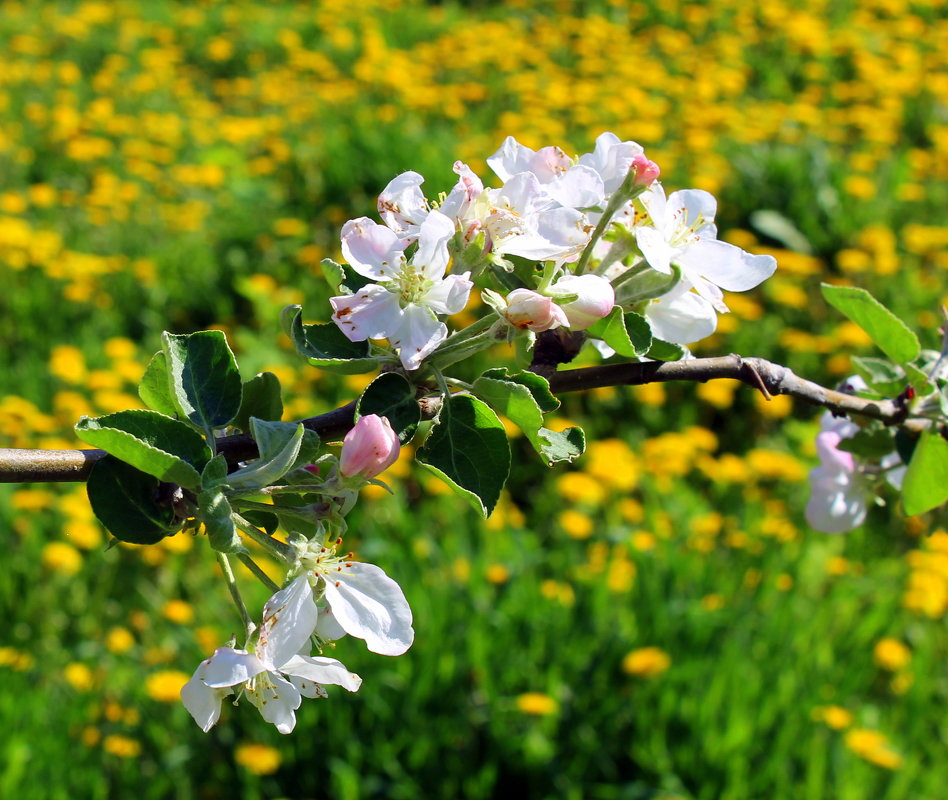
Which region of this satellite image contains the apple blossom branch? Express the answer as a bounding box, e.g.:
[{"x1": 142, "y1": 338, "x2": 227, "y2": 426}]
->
[{"x1": 0, "y1": 355, "x2": 920, "y2": 484}]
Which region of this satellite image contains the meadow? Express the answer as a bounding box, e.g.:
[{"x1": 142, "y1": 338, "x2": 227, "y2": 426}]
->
[{"x1": 1, "y1": 0, "x2": 947, "y2": 798}]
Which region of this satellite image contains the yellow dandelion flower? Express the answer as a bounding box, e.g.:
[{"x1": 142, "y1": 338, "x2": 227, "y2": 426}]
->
[
  {"x1": 844, "y1": 729, "x2": 902, "y2": 770},
  {"x1": 235, "y1": 743, "x2": 283, "y2": 775},
  {"x1": 621, "y1": 647, "x2": 671, "y2": 678},
  {"x1": 63, "y1": 662, "x2": 95, "y2": 691},
  {"x1": 515, "y1": 692, "x2": 559, "y2": 715},
  {"x1": 812, "y1": 705, "x2": 852, "y2": 730},
  {"x1": 539, "y1": 580, "x2": 575, "y2": 606},
  {"x1": 162, "y1": 599, "x2": 194, "y2": 625},
  {"x1": 873, "y1": 638, "x2": 911, "y2": 671},
  {"x1": 106, "y1": 626, "x2": 135, "y2": 654},
  {"x1": 560, "y1": 509, "x2": 594, "y2": 540},
  {"x1": 701, "y1": 594, "x2": 725, "y2": 611},
  {"x1": 485, "y1": 563, "x2": 510, "y2": 584},
  {"x1": 556, "y1": 471, "x2": 607, "y2": 505},
  {"x1": 66, "y1": 520, "x2": 103, "y2": 550},
  {"x1": 102, "y1": 734, "x2": 141, "y2": 759},
  {"x1": 42, "y1": 542, "x2": 82, "y2": 575},
  {"x1": 145, "y1": 670, "x2": 190, "y2": 703}
]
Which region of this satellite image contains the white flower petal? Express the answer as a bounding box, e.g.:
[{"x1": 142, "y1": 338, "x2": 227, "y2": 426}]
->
[
  {"x1": 245, "y1": 671, "x2": 302, "y2": 734},
  {"x1": 378, "y1": 171, "x2": 429, "y2": 236},
  {"x1": 805, "y1": 466, "x2": 868, "y2": 533},
  {"x1": 181, "y1": 668, "x2": 232, "y2": 732},
  {"x1": 487, "y1": 136, "x2": 535, "y2": 182},
  {"x1": 341, "y1": 217, "x2": 406, "y2": 280},
  {"x1": 315, "y1": 604, "x2": 348, "y2": 641},
  {"x1": 678, "y1": 239, "x2": 777, "y2": 292},
  {"x1": 282, "y1": 654, "x2": 364, "y2": 693},
  {"x1": 323, "y1": 562, "x2": 414, "y2": 656},
  {"x1": 423, "y1": 272, "x2": 473, "y2": 316},
  {"x1": 544, "y1": 164, "x2": 604, "y2": 209},
  {"x1": 259, "y1": 576, "x2": 318, "y2": 668},
  {"x1": 413, "y1": 210, "x2": 455, "y2": 280},
  {"x1": 635, "y1": 225, "x2": 676, "y2": 275},
  {"x1": 201, "y1": 647, "x2": 267, "y2": 688},
  {"x1": 646, "y1": 288, "x2": 718, "y2": 344},
  {"x1": 389, "y1": 306, "x2": 447, "y2": 371},
  {"x1": 331, "y1": 285, "x2": 404, "y2": 342}
]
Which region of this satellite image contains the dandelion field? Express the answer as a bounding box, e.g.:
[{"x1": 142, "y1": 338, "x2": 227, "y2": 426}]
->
[{"x1": 1, "y1": 1, "x2": 947, "y2": 798}]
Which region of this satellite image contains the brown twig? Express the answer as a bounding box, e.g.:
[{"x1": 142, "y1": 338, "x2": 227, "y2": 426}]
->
[{"x1": 0, "y1": 355, "x2": 923, "y2": 484}]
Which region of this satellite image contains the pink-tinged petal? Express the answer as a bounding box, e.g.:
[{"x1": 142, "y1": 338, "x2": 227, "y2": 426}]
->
[
  {"x1": 635, "y1": 225, "x2": 675, "y2": 275},
  {"x1": 389, "y1": 306, "x2": 447, "y2": 371},
  {"x1": 806, "y1": 466, "x2": 867, "y2": 533},
  {"x1": 282, "y1": 655, "x2": 364, "y2": 693},
  {"x1": 646, "y1": 288, "x2": 718, "y2": 344},
  {"x1": 331, "y1": 285, "x2": 403, "y2": 342},
  {"x1": 423, "y1": 272, "x2": 473, "y2": 316},
  {"x1": 245, "y1": 671, "x2": 302, "y2": 734},
  {"x1": 678, "y1": 239, "x2": 777, "y2": 292},
  {"x1": 181, "y1": 667, "x2": 233, "y2": 732},
  {"x1": 552, "y1": 274, "x2": 615, "y2": 330},
  {"x1": 815, "y1": 431, "x2": 856, "y2": 473},
  {"x1": 440, "y1": 162, "x2": 484, "y2": 220},
  {"x1": 259, "y1": 576, "x2": 318, "y2": 668},
  {"x1": 201, "y1": 647, "x2": 266, "y2": 688},
  {"x1": 341, "y1": 217, "x2": 406, "y2": 280},
  {"x1": 544, "y1": 165, "x2": 604, "y2": 209},
  {"x1": 504, "y1": 288, "x2": 569, "y2": 332},
  {"x1": 487, "y1": 136, "x2": 535, "y2": 182},
  {"x1": 340, "y1": 414, "x2": 400, "y2": 479},
  {"x1": 323, "y1": 561, "x2": 414, "y2": 656},
  {"x1": 378, "y1": 171, "x2": 429, "y2": 236},
  {"x1": 638, "y1": 183, "x2": 668, "y2": 228},
  {"x1": 527, "y1": 145, "x2": 573, "y2": 182},
  {"x1": 414, "y1": 210, "x2": 455, "y2": 280}
]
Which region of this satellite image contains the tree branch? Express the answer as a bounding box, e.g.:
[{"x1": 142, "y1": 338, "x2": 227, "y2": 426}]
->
[{"x1": 0, "y1": 355, "x2": 920, "y2": 484}]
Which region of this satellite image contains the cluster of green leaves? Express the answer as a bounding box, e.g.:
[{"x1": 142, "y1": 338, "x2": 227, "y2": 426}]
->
[
  {"x1": 74, "y1": 331, "x2": 312, "y2": 548},
  {"x1": 820, "y1": 284, "x2": 948, "y2": 516}
]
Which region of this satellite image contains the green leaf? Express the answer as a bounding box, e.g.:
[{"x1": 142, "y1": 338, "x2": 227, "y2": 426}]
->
[
  {"x1": 242, "y1": 509, "x2": 280, "y2": 537},
  {"x1": 903, "y1": 362, "x2": 934, "y2": 393},
  {"x1": 850, "y1": 356, "x2": 905, "y2": 396},
  {"x1": 416, "y1": 394, "x2": 511, "y2": 517},
  {"x1": 199, "y1": 487, "x2": 243, "y2": 552},
  {"x1": 587, "y1": 308, "x2": 652, "y2": 357},
  {"x1": 162, "y1": 330, "x2": 243, "y2": 432},
  {"x1": 233, "y1": 372, "x2": 283, "y2": 432},
  {"x1": 537, "y1": 426, "x2": 586, "y2": 463},
  {"x1": 86, "y1": 455, "x2": 179, "y2": 545},
  {"x1": 75, "y1": 410, "x2": 211, "y2": 489},
  {"x1": 138, "y1": 351, "x2": 178, "y2": 417},
  {"x1": 227, "y1": 420, "x2": 307, "y2": 490},
  {"x1": 283, "y1": 305, "x2": 378, "y2": 374},
  {"x1": 902, "y1": 430, "x2": 948, "y2": 516},
  {"x1": 357, "y1": 372, "x2": 421, "y2": 443},
  {"x1": 821, "y1": 284, "x2": 921, "y2": 364},
  {"x1": 646, "y1": 338, "x2": 687, "y2": 361},
  {"x1": 201, "y1": 454, "x2": 230, "y2": 489},
  {"x1": 320, "y1": 258, "x2": 347, "y2": 295},
  {"x1": 480, "y1": 368, "x2": 559, "y2": 412},
  {"x1": 836, "y1": 425, "x2": 895, "y2": 460}
]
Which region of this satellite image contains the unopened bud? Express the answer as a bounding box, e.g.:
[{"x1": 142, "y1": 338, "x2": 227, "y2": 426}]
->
[
  {"x1": 630, "y1": 154, "x2": 661, "y2": 187},
  {"x1": 504, "y1": 288, "x2": 569, "y2": 332},
  {"x1": 340, "y1": 414, "x2": 400, "y2": 479},
  {"x1": 549, "y1": 274, "x2": 615, "y2": 330}
]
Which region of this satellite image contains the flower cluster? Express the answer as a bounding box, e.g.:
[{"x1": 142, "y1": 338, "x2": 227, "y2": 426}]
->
[{"x1": 329, "y1": 132, "x2": 777, "y2": 371}]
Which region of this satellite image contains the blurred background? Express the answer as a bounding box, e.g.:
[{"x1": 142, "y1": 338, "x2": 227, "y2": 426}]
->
[{"x1": 0, "y1": 1, "x2": 946, "y2": 798}]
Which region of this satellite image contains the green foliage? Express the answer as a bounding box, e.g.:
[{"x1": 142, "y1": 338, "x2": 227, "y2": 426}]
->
[
  {"x1": 356, "y1": 373, "x2": 421, "y2": 443},
  {"x1": 820, "y1": 285, "x2": 921, "y2": 365},
  {"x1": 902, "y1": 431, "x2": 948, "y2": 515},
  {"x1": 587, "y1": 307, "x2": 653, "y2": 358}
]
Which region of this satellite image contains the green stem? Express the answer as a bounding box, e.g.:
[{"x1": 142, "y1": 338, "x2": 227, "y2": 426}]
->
[
  {"x1": 232, "y1": 513, "x2": 295, "y2": 563},
  {"x1": 426, "y1": 314, "x2": 502, "y2": 371},
  {"x1": 237, "y1": 553, "x2": 282, "y2": 592},
  {"x1": 217, "y1": 552, "x2": 255, "y2": 640},
  {"x1": 575, "y1": 171, "x2": 647, "y2": 275}
]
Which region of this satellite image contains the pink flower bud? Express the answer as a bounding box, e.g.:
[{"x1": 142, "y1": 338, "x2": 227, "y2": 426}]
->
[
  {"x1": 504, "y1": 288, "x2": 569, "y2": 332},
  {"x1": 340, "y1": 414, "x2": 400, "y2": 479},
  {"x1": 630, "y1": 154, "x2": 661, "y2": 187},
  {"x1": 549, "y1": 274, "x2": 615, "y2": 330}
]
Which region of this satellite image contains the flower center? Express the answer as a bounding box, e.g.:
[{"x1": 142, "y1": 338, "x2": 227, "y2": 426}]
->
[{"x1": 388, "y1": 260, "x2": 433, "y2": 305}]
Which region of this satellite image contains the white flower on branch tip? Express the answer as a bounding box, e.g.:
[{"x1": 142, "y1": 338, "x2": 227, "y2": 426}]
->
[
  {"x1": 297, "y1": 539, "x2": 415, "y2": 656},
  {"x1": 330, "y1": 209, "x2": 472, "y2": 370},
  {"x1": 181, "y1": 575, "x2": 362, "y2": 734},
  {"x1": 635, "y1": 185, "x2": 777, "y2": 310}
]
